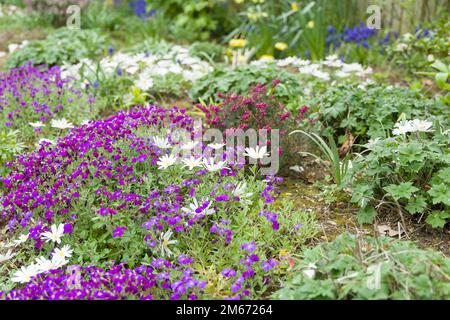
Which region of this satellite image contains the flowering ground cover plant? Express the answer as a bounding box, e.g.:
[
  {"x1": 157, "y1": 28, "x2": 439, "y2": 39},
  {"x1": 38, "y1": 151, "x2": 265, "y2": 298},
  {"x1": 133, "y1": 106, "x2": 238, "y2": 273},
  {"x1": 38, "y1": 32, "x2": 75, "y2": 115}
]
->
[
  {"x1": 1, "y1": 0, "x2": 449, "y2": 302},
  {"x1": 62, "y1": 45, "x2": 213, "y2": 107},
  {"x1": 0, "y1": 63, "x2": 100, "y2": 168},
  {"x1": 0, "y1": 105, "x2": 318, "y2": 299}
]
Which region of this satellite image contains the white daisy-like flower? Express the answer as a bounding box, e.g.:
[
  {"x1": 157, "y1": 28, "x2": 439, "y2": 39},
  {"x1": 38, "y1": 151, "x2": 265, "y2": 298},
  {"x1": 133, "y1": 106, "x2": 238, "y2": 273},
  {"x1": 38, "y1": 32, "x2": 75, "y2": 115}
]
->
[
  {"x1": 36, "y1": 138, "x2": 56, "y2": 147},
  {"x1": 202, "y1": 158, "x2": 228, "y2": 172},
  {"x1": 41, "y1": 224, "x2": 65, "y2": 244},
  {"x1": 182, "y1": 156, "x2": 203, "y2": 170},
  {"x1": 11, "y1": 264, "x2": 39, "y2": 283},
  {"x1": 159, "y1": 230, "x2": 177, "y2": 258},
  {"x1": 52, "y1": 245, "x2": 73, "y2": 261},
  {"x1": 409, "y1": 119, "x2": 433, "y2": 133},
  {"x1": 244, "y1": 145, "x2": 269, "y2": 160},
  {"x1": 0, "y1": 250, "x2": 16, "y2": 263},
  {"x1": 392, "y1": 120, "x2": 413, "y2": 136},
  {"x1": 181, "y1": 197, "x2": 215, "y2": 217},
  {"x1": 152, "y1": 136, "x2": 171, "y2": 149},
  {"x1": 157, "y1": 154, "x2": 178, "y2": 170},
  {"x1": 365, "y1": 138, "x2": 381, "y2": 149},
  {"x1": 29, "y1": 121, "x2": 45, "y2": 128},
  {"x1": 13, "y1": 234, "x2": 29, "y2": 247},
  {"x1": 51, "y1": 118, "x2": 74, "y2": 130},
  {"x1": 232, "y1": 182, "x2": 254, "y2": 206},
  {"x1": 180, "y1": 141, "x2": 199, "y2": 151},
  {"x1": 135, "y1": 77, "x2": 153, "y2": 91}
]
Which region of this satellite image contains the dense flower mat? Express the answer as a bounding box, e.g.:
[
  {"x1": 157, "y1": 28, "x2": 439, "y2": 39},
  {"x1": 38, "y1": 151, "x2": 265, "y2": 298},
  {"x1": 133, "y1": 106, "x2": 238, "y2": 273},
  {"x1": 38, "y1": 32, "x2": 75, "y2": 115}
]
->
[{"x1": 0, "y1": 105, "x2": 315, "y2": 299}]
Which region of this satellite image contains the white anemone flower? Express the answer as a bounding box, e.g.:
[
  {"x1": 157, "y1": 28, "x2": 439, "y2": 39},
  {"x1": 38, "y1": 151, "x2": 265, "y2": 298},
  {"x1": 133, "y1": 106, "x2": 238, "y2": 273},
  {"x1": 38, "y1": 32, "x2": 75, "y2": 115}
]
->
[
  {"x1": 180, "y1": 141, "x2": 199, "y2": 151},
  {"x1": 202, "y1": 158, "x2": 228, "y2": 172},
  {"x1": 52, "y1": 245, "x2": 73, "y2": 260},
  {"x1": 181, "y1": 197, "x2": 215, "y2": 217},
  {"x1": 244, "y1": 145, "x2": 269, "y2": 160},
  {"x1": 409, "y1": 119, "x2": 433, "y2": 133},
  {"x1": 36, "y1": 138, "x2": 56, "y2": 147},
  {"x1": 29, "y1": 121, "x2": 45, "y2": 128},
  {"x1": 0, "y1": 250, "x2": 16, "y2": 263},
  {"x1": 232, "y1": 182, "x2": 254, "y2": 206},
  {"x1": 41, "y1": 224, "x2": 65, "y2": 244},
  {"x1": 51, "y1": 118, "x2": 74, "y2": 130},
  {"x1": 182, "y1": 156, "x2": 203, "y2": 170},
  {"x1": 159, "y1": 230, "x2": 177, "y2": 257},
  {"x1": 152, "y1": 136, "x2": 171, "y2": 149},
  {"x1": 157, "y1": 154, "x2": 178, "y2": 170},
  {"x1": 11, "y1": 264, "x2": 39, "y2": 283},
  {"x1": 392, "y1": 120, "x2": 413, "y2": 136},
  {"x1": 13, "y1": 234, "x2": 29, "y2": 247}
]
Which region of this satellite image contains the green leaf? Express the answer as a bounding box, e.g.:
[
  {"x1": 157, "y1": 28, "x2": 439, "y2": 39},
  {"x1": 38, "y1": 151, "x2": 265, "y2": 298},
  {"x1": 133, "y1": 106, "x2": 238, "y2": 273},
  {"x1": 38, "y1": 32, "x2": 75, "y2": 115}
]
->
[
  {"x1": 435, "y1": 72, "x2": 449, "y2": 89},
  {"x1": 427, "y1": 183, "x2": 450, "y2": 205},
  {"x1": 357, "y1": 206, "x2": 377, "y2": 225},
  {"x1": 405, "y1": 196, "x2": 428, "y2": 214},
  {"x1": 384, "y1": 182, "x2": 419, "y2": 201},
  {"x1": 425, "y1": 211, "x2": 450, "y2": 228}
]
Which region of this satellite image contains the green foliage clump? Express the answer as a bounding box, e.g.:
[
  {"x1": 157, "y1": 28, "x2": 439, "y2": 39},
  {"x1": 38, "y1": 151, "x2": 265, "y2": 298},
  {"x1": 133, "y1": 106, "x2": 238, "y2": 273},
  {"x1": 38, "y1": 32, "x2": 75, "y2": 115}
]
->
[
  {"x1": 6, "y1": 28, "x2": 108, "y2": 68},
  {"x1": 188, "y1": 42, "x2": 224, "y2": 62},
  {"x1": 274, "y1": 234, "x2": 450, "y2": 300},
  {"x1": 190, "y1": 64, "x2": 302, "y2": 103},
  {"x1": 307, "y1": 83, "x2": 447, "y2": 144},
  {"x1": 0, "y1": 130, "x2": 24, "y2": 176},
  {"x1": 351, "y1": 122, "x2": 450, "y2": 228}
]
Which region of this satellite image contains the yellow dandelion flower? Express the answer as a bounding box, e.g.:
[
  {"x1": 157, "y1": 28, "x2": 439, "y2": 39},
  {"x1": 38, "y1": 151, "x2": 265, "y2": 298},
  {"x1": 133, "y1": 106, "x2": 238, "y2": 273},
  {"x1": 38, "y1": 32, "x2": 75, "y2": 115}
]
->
[
  {"x1": 291, "y1": 2, "x2": 299, "y2": 12},
  {"x1": 307, "y1": 20, "x2": 315, "y2": 29}
]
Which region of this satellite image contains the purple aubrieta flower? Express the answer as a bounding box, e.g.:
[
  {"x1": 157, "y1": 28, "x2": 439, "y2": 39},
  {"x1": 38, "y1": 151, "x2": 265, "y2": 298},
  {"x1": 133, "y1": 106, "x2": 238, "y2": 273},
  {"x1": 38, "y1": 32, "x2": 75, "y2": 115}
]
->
[
  {"x1": 261, "y1": 259, "x2": 279, "y2": 271},
  {"x1": 112, "y1": 226, "x2": 126, "y2": 238},
  {"x1": 177, "y1": 255, "x2": 194, "y2": 265},
  {"x1": 240, "y1": 242, "x2": 257, "y2": 253},
  {"x1": 221, "y1": 268, "x2": 237, "y2": 278}
]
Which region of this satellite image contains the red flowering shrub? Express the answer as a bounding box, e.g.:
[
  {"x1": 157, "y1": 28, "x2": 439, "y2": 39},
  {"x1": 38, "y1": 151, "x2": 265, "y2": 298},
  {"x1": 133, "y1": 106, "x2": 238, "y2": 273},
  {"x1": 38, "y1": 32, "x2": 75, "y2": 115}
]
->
[{"x1": 196, "y1": 81, "x2": 294, "y2": 136}]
